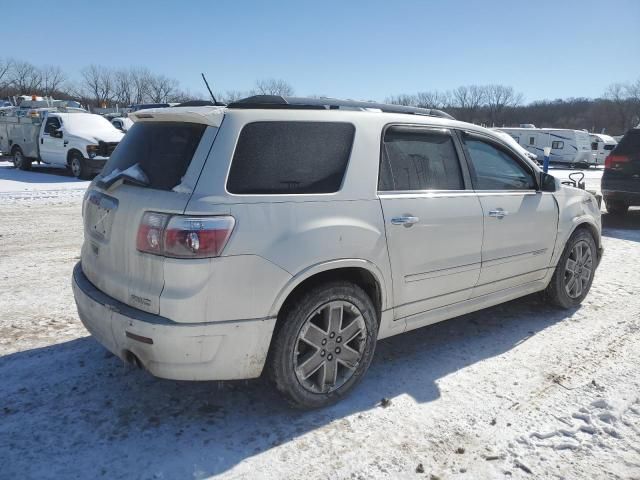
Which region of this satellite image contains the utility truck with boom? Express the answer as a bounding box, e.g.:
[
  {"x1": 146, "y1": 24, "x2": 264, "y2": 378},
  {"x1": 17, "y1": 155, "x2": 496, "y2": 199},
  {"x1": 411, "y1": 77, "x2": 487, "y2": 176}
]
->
[{"x1": 0, "y1": 108, "x2": 124, "y2": 179}]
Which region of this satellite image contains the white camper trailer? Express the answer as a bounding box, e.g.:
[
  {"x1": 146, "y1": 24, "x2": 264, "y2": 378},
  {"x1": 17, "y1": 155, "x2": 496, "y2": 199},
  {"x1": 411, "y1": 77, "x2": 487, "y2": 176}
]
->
[
  {"x1": 498, "y1": 127, "x2": 596, "y2": 167},
  {"x1": 589, "y1": 133, "x2": 617, "y2": 165}
]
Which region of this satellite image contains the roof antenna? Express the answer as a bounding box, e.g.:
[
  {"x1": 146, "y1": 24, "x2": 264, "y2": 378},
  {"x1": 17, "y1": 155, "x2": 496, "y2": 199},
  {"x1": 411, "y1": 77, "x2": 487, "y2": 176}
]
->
[{"x1": 201, "y1": 73, "x2": 218, "y2": 104}]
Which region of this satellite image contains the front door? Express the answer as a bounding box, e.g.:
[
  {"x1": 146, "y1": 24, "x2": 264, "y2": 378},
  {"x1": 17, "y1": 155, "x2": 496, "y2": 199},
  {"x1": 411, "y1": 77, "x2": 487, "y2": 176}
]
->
[
  {"x1": 460, "y1": 132, "x2": 558, "y2": 296},
  {"x1": 378, "y1": 125, "x2": 484, "y2": 322},
  {"x1": 40, "y1": 116, "x2": 66, "y2": 165}
]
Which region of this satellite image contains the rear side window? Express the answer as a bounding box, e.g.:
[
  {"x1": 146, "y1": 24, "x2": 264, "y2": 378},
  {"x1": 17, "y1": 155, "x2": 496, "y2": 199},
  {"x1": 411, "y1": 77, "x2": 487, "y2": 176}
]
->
[
  {"x1": 227, "y1": 122, "x2": 355, "y2": 194},
  {"x1": 101, "y1": 122, "x2": 206, "y2": 191},
  {"x1": 379, "y1": 127, "x2": 463, "y2": 191},
  {"x1": 613, "y1": 130, "x2": 640, "y2": 156}
]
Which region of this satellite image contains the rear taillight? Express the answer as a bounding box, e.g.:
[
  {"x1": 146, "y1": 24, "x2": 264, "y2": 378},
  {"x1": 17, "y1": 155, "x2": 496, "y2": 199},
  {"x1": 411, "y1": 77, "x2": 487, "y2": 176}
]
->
[
  {"x1": 136, "y1": 212, "x2": 235, "y2": 258},
  {"x1": 604, "y1": 154, "x2": 629, "y2": 170}
]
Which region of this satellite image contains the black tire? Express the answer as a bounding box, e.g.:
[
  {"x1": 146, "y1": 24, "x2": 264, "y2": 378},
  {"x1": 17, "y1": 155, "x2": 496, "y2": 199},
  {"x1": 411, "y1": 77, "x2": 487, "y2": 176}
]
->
[
  {"x1": 12, "y1": 146, "x2": 31, "y2": 171},
  {"x1": 268, "y1": 281, "x2": 378, "y2": 409},
  {"x1": 69, "y1": 151, "x2": 90, "y2": 179},
  {"x1": 546, "y1": 228, "x2": 597, "y2": 309},
  {"x1": 605, "y1": 200, "x2": 629, "y2": 216}
]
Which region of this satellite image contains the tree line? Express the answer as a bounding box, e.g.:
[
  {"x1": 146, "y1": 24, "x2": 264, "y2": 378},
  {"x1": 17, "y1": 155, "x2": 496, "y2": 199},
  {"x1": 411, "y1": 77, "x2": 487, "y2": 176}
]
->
[{"x1": 1, "y1": 57, "x2": 638, "y2": 135}]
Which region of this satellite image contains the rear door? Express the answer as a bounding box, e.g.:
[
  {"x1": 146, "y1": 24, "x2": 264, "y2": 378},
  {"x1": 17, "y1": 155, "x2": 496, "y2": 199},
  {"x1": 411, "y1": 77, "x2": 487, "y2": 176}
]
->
[
  {"x1": 40, "y1": 116, "x2": 66, "y2": 164},
  {"x1": 81, "y1": 121, "x2": 217, "y2": 314},
  {"x1": 460, "y1": 132, "x2": 558, "y2": 296},
  {"x1": 378, "y1": 125, "x2": 483, "y2": 322}
]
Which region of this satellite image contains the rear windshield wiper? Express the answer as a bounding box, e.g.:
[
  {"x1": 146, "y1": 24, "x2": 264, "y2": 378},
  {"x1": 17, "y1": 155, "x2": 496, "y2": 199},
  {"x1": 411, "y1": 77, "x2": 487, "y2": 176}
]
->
[{"x1": 97, "y1": 164, "x2": 150, "y2": 191}]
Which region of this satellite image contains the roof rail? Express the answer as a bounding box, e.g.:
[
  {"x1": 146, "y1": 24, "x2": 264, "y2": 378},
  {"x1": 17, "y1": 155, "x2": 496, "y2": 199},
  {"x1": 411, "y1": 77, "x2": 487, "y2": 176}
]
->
[{"x1": 227, "y1": 95, "x2": 455, "y2": 120}]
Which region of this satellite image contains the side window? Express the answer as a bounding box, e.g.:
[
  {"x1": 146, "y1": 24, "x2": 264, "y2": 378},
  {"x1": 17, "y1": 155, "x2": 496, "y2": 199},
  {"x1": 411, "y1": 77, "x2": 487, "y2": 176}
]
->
[
  {"x1": 529, "y1": 136, "x2": 535, "y2": 146},
  {"x1": 464, "y1": 138, "x2": 537, "y2": 191},
  {"x1": 379, "y1": 127, "x2": 464, "y2": 191},
  {"x1": 552, "y1": 140, "x2": 564, "y2": 149},
  {"x1": 227, "y1": 122, "x2": 354, "y2": 194},
  {"x1": 44, "y1": 117, "x2": 61, "y2": 135}
]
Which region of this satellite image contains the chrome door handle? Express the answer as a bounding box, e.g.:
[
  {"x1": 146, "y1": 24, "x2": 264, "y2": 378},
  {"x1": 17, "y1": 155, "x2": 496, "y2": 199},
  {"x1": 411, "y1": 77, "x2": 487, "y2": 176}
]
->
[
  {"x1": 488, "y1": 209, "x2": 509, "y2": 219},
  {"x1": 391, "y1": 215, "x2": 419, "y2": 227}
]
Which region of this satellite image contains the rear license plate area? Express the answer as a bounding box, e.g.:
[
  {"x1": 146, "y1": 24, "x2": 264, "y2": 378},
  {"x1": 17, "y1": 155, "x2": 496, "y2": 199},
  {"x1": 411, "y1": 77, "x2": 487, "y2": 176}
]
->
[{"x1": 86, "y1": 190, "x2": 119, "y2": 242}]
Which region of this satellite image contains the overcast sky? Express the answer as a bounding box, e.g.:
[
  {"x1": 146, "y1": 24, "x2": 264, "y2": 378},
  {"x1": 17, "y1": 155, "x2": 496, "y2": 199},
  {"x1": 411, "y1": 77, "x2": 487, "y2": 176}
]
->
[{"x1": 5, "y1": 0, "x2": 640, "y2": 103}]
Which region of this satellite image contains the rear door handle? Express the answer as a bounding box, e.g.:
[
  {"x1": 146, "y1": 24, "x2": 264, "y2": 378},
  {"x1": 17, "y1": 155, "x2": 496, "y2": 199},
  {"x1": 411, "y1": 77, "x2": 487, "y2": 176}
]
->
[
  {"x1": 391, "y1": 215, "x2": 419, "y2": 227},
  {"x1": 488, "y1": 209, "x2": 509, "y2": 219}
]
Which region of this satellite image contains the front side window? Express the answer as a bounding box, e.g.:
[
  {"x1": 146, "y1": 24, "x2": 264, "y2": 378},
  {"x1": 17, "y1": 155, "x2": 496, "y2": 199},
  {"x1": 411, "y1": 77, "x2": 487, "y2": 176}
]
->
[
  {"x1": 44, "y1": 117, "x2": 61, "y2": 135},
  {"x1": 552, "y1": 140, "x2": 564, "y2": 149},
  {"x1": 227, "y1": 122, "x2": 355, "y2": 195},
  {"x1": 464, "y1": 138, "x2": 536, "y2": 190},
  {"x1": 379, "y1": 127, "x2": 463, "y2": 191}
]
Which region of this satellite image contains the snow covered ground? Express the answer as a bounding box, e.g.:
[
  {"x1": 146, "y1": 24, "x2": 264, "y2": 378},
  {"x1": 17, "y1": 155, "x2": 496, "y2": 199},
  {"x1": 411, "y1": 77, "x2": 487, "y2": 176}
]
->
[{"x1": 1, "y1": 164, "x2": 639, "y2": 479}]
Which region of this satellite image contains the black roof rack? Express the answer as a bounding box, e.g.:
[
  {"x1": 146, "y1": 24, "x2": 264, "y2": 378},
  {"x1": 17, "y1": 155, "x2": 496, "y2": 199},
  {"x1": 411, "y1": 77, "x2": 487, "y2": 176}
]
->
[{"x1": 227, "y1": 95, "x2": 455, "y2": 120}]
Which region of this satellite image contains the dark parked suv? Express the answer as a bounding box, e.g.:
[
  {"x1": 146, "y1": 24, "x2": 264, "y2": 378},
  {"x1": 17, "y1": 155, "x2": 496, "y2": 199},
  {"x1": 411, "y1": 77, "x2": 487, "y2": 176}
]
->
[{"x1": 602, "y1": 128, "x2": 640, "y2": 215}]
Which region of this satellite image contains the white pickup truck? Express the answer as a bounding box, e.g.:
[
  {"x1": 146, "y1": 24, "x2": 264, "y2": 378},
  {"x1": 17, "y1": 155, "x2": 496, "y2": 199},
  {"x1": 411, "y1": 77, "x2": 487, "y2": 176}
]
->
[{"x1": 0, "y1": 111, "x2": 124, "y2": 178}]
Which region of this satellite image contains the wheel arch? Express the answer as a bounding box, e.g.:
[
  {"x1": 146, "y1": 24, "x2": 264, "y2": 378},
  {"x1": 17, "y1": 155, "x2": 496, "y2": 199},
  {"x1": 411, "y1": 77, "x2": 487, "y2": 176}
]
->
[
  {"x1": 66, "y1": 148, "x2": 84, "y2": 165},
  {"x1": 269, "y1": 259, "x2": 387, "y2": 323}
]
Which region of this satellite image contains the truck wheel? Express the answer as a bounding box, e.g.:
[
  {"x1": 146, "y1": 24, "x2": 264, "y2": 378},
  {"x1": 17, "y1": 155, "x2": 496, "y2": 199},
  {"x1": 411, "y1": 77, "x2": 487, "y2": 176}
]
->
[
  {"x1": 69, "y1": 152, "x2": 89, "y2": 179},
  {"x1": 546, "y1": 228, "x2": 597, "y2": 309},
  {"x1": 268, "y1": 281, "x2": 378, "y2": 409},
  {"x1": 605, "y1": 200, "x2": 629, "y2": 215},
  {"x1": 12, "y1": 147, "x2": 31, "y2": 171}
]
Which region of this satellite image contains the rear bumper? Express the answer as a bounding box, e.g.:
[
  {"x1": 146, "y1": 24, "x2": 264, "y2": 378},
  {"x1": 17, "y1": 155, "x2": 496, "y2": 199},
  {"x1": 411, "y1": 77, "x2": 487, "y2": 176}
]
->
[
  {"x1": 602, "y1": 189, "x2": 640, "y2": 206},
  {"x1": 85, "y1": 157, "x2": 107, "y2": 174},
  {"x1": 72, "y1": 262, "x2": 276, "y2": 381}
]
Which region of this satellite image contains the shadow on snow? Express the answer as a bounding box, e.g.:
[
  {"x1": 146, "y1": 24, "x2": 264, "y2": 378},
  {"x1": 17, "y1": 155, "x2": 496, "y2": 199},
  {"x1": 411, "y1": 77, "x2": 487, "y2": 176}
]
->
[{"x1": 1, "y1": 294, "x2": 576, "y2": 479}]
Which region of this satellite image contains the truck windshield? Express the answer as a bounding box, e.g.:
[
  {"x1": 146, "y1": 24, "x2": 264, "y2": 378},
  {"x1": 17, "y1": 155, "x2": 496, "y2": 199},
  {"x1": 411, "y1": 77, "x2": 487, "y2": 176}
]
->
[
  {"x1": 64, "y1": 114, "x2": 115, "y2": 132},
  {"x1": 99, "y1": 122, "x2": 207, "y2": 191}
]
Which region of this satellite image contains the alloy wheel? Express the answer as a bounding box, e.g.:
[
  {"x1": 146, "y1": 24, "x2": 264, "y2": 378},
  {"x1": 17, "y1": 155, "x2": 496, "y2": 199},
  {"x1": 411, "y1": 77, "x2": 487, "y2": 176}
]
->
[
  {"x1": 564, "y1": 240, "x2": 593, "y2": 298},
  {"x1": 293, "y1": 300, "x2": 367, "y2": 394}
]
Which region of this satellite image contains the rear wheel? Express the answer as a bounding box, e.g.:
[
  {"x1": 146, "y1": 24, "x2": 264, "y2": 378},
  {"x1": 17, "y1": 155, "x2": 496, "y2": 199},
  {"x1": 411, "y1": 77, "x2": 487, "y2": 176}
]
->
[
  {"x1": 605, "y1": 200, "x2": 629, "y2": 215},
  {"x1": 269, "y1": 281, "x2": 378, "y2": 409},
  {"x1": 12, "y1": 146, "x2": 31, "y2": 171},
  {"x1": 546, "y1": 229, "x2": 597, "y2": 308},
  {"x1": 69, "y1": 151, "x2": 89, "y2": 179}
]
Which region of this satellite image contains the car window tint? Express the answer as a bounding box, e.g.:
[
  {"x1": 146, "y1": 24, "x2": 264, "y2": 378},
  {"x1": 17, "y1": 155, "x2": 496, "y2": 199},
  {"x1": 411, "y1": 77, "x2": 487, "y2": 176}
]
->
[
  {"x1": 101, "y1": 122, "x2": 207, "y2": 191},
  {"x1": 379, "y1": 128, "x2": 463, "y2": 191},
  {"x1": 465, "y1": 138, "x2": 536, "y2": 190},
  {"x1": 613, "y1": 130, "x2": 640, "y2": 156},
  {"x1": 227, "y1": 122, "x2": 354, "y2": 194},
  {"x1": 44, "y1": 117, "x2": 60, "y2": 134}
]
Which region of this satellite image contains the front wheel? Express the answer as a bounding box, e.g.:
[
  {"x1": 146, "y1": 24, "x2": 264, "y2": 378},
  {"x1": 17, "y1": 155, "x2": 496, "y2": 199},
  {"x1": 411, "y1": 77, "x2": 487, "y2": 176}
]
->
[
  {"x1": 12, "y1": 147, "x2": 31, "y2": 171},
  {"x1": 546, "y1": 229, "x2": 597, "y2": 308},
  {"x1": 268, "y1": 281, "x2": 378, "y2": 409},
  {"x1": 69, "y1": 152, "x2": 90, "y2": 179}
]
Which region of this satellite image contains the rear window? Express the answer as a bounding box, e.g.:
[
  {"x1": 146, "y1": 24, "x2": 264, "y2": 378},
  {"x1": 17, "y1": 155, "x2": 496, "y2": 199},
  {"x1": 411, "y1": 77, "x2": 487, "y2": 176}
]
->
[
  {"x1": 100, "y1": 122, "x2": 206, "y2": 190},
  {"x1": 227, "y1": 122, "x2": 355, "y2": 194},
  {"x1": 613, "y1": 130, "x2": 640, "y2": 156}
]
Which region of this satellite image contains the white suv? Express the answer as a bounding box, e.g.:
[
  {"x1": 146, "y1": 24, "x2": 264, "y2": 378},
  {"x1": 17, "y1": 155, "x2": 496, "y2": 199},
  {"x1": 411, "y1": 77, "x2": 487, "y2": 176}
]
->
[{"x1": 73, "y1": 96, "x2": 603, "y2": 408}]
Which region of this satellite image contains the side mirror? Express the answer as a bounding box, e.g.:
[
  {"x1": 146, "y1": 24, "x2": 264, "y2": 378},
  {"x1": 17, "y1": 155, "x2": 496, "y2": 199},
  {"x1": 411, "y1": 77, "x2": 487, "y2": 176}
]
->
[{"x1": 540, "y1": 172, "x2": 557, "y2": 192}]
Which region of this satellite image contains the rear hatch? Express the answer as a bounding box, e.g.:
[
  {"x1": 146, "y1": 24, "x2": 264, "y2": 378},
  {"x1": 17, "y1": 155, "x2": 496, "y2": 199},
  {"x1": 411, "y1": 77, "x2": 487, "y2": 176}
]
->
[
  {"x1": 81, "y1": 116, "x2": 220, "y2": 314},
  {"x1": 603, "y1": 129, "x2": 640, "y2": 192}
]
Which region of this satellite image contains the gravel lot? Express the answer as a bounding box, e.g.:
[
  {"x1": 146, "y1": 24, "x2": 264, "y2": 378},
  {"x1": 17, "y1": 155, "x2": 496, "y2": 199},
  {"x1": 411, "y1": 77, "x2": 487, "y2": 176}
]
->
[{"x1": 1, "y1": 163, "x2": 639, "y2": 479}]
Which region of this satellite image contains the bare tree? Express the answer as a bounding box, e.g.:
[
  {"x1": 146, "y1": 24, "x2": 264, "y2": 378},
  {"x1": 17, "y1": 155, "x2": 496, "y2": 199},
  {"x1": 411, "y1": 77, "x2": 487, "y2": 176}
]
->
[
  {"x1": 485, "y1": 84, "x2": 523, "y2": 125},
  {"x1": 81, "y1": 64, "x2": 114, "y2": 106},
  {"x1": 605, "y1": 82, "x2": 636, "y2": 131},
  {"x1": 253, "y1": 78, "x2": 294, "y2": 96},
  {"x1": 385, "y1": 94, "x2": 417, "y2": 106},
  {"x1": 416, "y1": 90, "x2": 451, "y2": 109},
  {"x1": 113, "y1": 69, "x2": 134, "y2": 105},
  {"x1": 147, "y1": 74, "x2": 178, "y2": 103},
  {"x1": 9, "y1": 60, "x2": 42, "y2": 93},
  {"x1": 0, "y1": 58, "x2": 12, "y2": 90},
  {"x1": 221, "y1": 90, "x2": 247, "y2": 103},
  {"x1": 41, "y1": 65, "x2": 66, "y2": 97}
]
